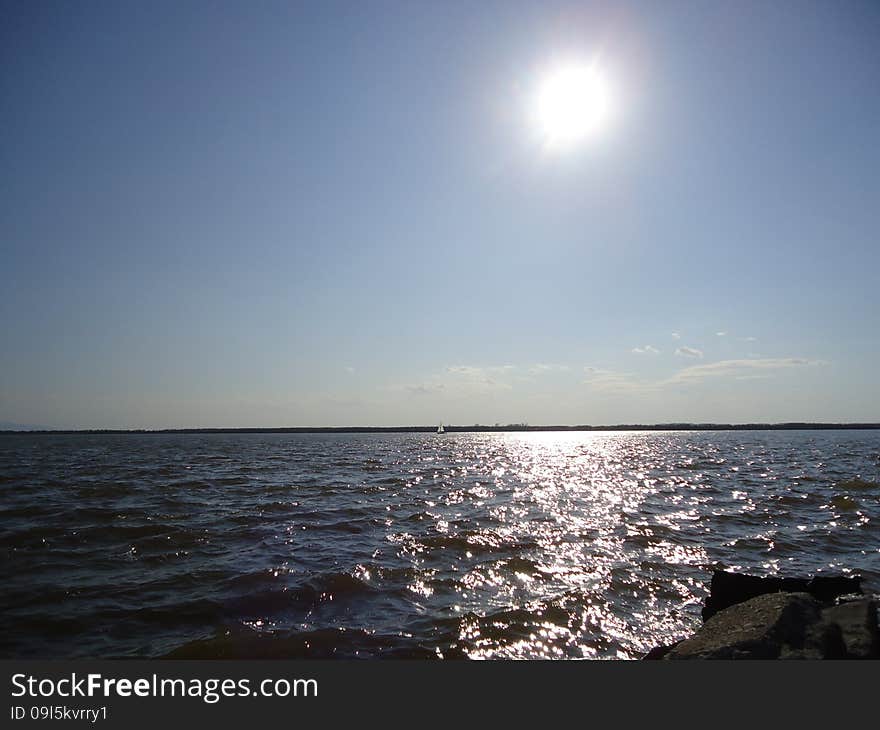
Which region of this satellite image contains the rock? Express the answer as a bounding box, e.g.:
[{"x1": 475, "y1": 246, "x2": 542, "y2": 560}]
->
[
  {"x1": 701, "y1": 570, "x2": 861, "y2": 620},
  {"x1": 781, "y1": 617, "x2": 846, "y2": 660},
  {"x1": 643, "y1": 570, "x2": 876, "y2": 660},
  {"x1": 668, "y1": 592, "x2": 823, "y2": 660},
  {"x1": 820, "y1": 599, "x2": 880, "y2": 659}
]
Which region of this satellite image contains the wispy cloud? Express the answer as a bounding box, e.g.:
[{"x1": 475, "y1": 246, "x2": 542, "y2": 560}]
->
[
  {"x1": 344, "y1": 366, "x2": 355, "y2": 374},
  {"x1": 398, "y1": 356, "x2": 821, "y2": 403},
  {"x1": 583, "y1": 367, "x2": 655, "y2": 394},
  {"x1": 584, "y1": 356, "x2": 823, "y2": 395},
  {"x1": 716, "y1": 331, "x2": 726, "y2": 337},
  {"x1": 529, "y1": 363, "x2": 570, "y2": 374},
  {"x1": 406, "y1": 384, "x2": 445, "y2": 396},
  {"x1": 667, "y1": 358, "x2": 822, "y2": 384},
  {"x1": 631, "y1": 345, "x2": 660, "y2": 355},
  {"x1": 445, "y1": 364, "x2": 515, "y2": 388},
  {"x1": 445, "y1": 365, "x2": 515, "y2": 377},
  {"x1": 675, "y1": 346, "x2": 703, "y2": 359},
  {"x1": 671, "y1": 332, "x2": 681, "y2": 340},
  {"x1": 395, "y1": 363, "x2": 581, "y2": 399},
  {"x1": 395, "y1": 364, "x2": 516, "y2": 398}
]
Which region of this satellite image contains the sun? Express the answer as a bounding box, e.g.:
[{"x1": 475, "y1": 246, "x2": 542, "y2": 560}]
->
[{"x1": 534, "y1": 63, "x2": 611, "y2": 149}]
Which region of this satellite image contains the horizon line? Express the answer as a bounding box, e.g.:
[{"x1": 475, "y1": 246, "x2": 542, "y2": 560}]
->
[{"x1": 2, "y1": 422, "x2": 880, "y2": 435}]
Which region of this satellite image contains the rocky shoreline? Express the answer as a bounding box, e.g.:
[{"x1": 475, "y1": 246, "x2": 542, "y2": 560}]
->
[{"x1": 645, "y1": 570, "x2": 879, "y2": 659}]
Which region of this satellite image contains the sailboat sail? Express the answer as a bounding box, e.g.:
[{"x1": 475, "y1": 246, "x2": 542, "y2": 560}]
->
[{"x1": 437, "y1": 423, "x2": 445, "y2": 433}]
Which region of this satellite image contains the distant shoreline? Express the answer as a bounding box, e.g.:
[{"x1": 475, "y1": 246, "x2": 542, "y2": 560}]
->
[{"x1": 2, "y1": 423, "x2": 879, "y2": 435}]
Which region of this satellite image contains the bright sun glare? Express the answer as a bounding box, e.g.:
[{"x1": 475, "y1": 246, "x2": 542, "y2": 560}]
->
[{"x1": 534, "y1": 63, "x2": 610, "y2": 149}]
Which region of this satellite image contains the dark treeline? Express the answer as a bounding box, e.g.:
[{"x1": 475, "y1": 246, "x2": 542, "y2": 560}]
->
[{"x1": 2, "y1": 423, "x2": 879, "y2": 435}]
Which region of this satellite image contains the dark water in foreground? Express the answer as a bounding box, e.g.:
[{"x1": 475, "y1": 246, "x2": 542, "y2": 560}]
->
[{"x1": 1, "y1": 430, "x2": 878, "y2": 659}]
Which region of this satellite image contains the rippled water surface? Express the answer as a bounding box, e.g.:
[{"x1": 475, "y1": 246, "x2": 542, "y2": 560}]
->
[{"x1": 1, "y1": 431, "x2": 878, "y2": 659}]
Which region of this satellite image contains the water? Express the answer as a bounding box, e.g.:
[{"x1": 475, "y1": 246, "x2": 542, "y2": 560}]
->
[{"x1": 1, "y1": 430, "x2": 878, "y2": 659}]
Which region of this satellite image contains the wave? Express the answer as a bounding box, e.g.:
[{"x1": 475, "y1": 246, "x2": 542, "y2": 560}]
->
[
  {"x1": 834, "y1": 477, "x2": 878, "y2": 490},
  {"x1": 163, "y1": 626, "x2": 447, "y2": 659}
]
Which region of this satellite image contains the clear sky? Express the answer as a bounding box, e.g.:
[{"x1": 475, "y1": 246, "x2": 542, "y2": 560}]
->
[{"x1": 2, "y1": 0, "x2": 879, "y2": 428}]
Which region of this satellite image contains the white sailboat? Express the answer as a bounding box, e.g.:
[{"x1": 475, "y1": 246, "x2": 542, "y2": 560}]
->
[{"x1": 436, "y1": 423, "x2": 445, "y2": 434}]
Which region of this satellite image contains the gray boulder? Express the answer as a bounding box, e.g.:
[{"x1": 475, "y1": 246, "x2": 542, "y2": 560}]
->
[
  {"x1": 668, "y1": 592, "x2": 822, "y2": 659},
  {"x1": 820, "y1": 599, "x2": 880, "y2": 659},
  {"x1": 664, "y1": 592, "x2": 879, "y2": 660}
]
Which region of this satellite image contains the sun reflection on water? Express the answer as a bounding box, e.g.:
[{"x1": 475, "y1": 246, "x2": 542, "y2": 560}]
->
[{"x1": 387, "y1": 432, "x2": 717, "y2": 658}]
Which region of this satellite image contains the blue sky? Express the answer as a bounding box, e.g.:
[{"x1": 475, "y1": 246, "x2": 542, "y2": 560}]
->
[{"x1": 2, "y1": 0, "x2": 879, "y2": 428}]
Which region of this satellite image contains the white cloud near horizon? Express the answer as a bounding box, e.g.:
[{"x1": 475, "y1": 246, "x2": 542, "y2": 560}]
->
[
  {"x1": 529, "y1": 363, "x2": 571, "y2": 374},
  {"x1": 668, "y1": 358, "x2": 823, "y2": 384},
  {"x1": 582, "y1": 357, "x2": 823, "y2": 395},
  {"x1": 631, "y1": 345, "x2": 660, "y2": 355},
  {"x1": 442, "y1": 364, "x2": 515, "y2": 390},
  {"x1": 583, "y1": 366, "x2": 647, "y2": 393},
  {"x1": 445, "y1": 364, "x2": 515, "y2": 377},
  {"x1": 675, "y1": 346, "x2": 704, "y2": 359},
  {"x1": 394, "y1": 364, "x2": 518, "y2": 399},
  {"x1": 395, "y1": 356, "x2": 825, "y2": 405},
  {"x1": 405, "y1": 383, "x2": 446, "y2": 396},
  {"x1": 397, "y1": 363, "x2": 582, "y2": 398}
]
